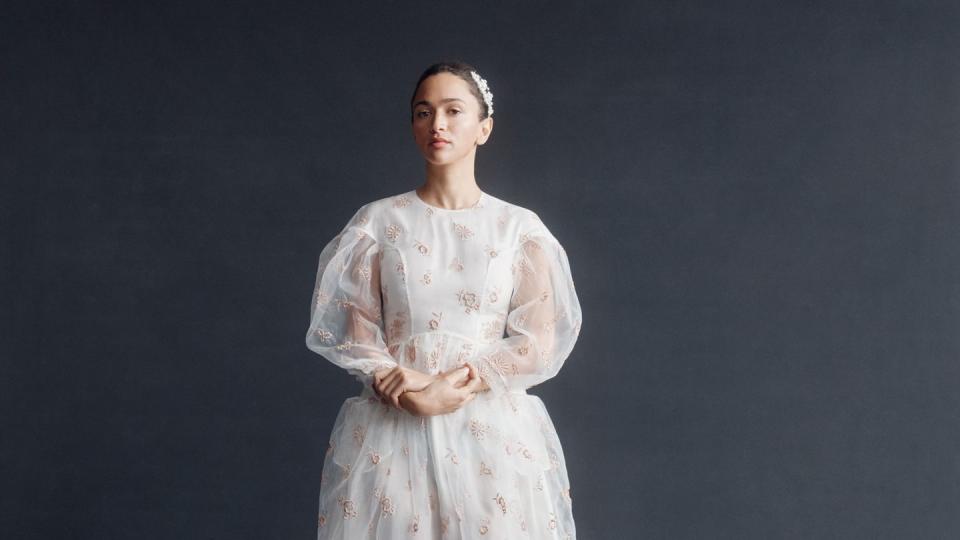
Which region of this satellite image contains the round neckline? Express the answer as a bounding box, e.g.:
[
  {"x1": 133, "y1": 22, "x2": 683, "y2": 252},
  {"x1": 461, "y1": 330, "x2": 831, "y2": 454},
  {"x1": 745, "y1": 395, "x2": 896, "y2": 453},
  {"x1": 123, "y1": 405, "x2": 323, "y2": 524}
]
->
[{"x1": 411, "y1": 189, "x2": 486, "y2": 212}]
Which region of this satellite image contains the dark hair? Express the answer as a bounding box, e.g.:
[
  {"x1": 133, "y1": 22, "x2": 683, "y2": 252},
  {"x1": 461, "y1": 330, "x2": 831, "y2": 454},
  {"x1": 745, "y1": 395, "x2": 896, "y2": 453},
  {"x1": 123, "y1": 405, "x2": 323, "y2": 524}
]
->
[{"x1": 410, "y1": 60, "x2": 492, "y2": 122}]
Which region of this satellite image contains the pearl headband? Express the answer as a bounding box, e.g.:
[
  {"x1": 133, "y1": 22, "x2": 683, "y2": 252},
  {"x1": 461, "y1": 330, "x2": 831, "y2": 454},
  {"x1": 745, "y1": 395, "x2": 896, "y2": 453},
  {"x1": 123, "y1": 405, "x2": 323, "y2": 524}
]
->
[{"x1": 470, "y1": 70, "x2": 494, "y2": 117}]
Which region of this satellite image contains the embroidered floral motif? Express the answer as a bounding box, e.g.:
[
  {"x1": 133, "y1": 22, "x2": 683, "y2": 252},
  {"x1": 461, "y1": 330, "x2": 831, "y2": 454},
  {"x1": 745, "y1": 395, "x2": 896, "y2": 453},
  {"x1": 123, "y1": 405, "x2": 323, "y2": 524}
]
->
[
  {"x1": 317, "y1": 513, "x2": 327, "y2": 527},
  {"x1": 334, "y1": 340, "x2": 354, "y2": 351},
  {"x1": 405, "y1": 343, "x2": 417, "y2": 365},
  {"x1": 385, "y1": 224, "x2": 402, "y2": 242},
  {"x1": 548, "y1": 511, "x2": 557, "y2": 530},
  {"x1": 481, "y1": 318, "x2": 505, "y2": 341},
  {"x1": 480, "y1": 461, "x2": 493, "y2": 476},
  {"x1": 449, "y1": 256, "x2": 464, "y2": 272},
  {"x1": 425, "y1": 206, "x2": 434, "y2": 217},
  {"x1": 470, "y1": 419, "x2": 490, "y2": 441},
  {"x1": 408, "y1": 514, "x2": 420, "y2": 533},
  {"x1": 487, "y1": 287, "x2": 500, "y2": 304},
  {"x1": 562, "y1": 487, "x2": 572, "y2": 504},
  {"x1": 354, "y1": 263, "x2": 371, "y2": 282},
  {"x1": 428, "y1": 311, "x2": 442, "y2": 330},
  {"x1": 315, "y1": 290, "x2": 330, "y2": 307},
  {"x1": 420, "y1": 271, "x2": 432, "y2": 285},
  {"x1": 389, "y1": 316, "x2": 406, "y2": 338},
  {"x1": 457, "y1": 289, "x2": 481, "y2": 314},
  {"x1": 493, "y1": 492, "x2": 508, "y2": 515},
  {"x1": 356, "y1": 214, "x2": 369, "y2": 226},
  {"x1": 334, "y1": 297, "x2": 356, "y2": 311},
  {"x1": 479, "y1": 518, "x2": 490, "y2": 535},
  {"x1": 353, "y1": 425, "x2": 365, "y2": 446},
  {"x1": 428, "y1": 340, "x2": 442, "y2": 370},
  {"x1": 456, "y1": 343, "x2": 474, "y2": 363},
  {"x1": 314, "y1": 328, "x2": 334, "y2": 344},
  {"x1": 337, "y1": 495, "x2": 358, "y2": 519},
  {"x1": 440, "y1": 516, "x2": 450, "y2": 534},
  {"x1": 517, "y1": 442, "x2": 534, "y2": 460},
  {"x1": 393, "y1": 195, "x2": 412, "y2": 208},
  {"x1": 369, "y1": 450, "x2": 381, "y2": 464},
  {"x1": 445, "y1": 447, "x2": 460, "y2": 465},
  {"x1": 484, "y1": 245, "x2": 498, "y2": 258},
  {"x1": 378, "y1": 492, "x2": 395, "y2": 516},
  {"x1": 516, "y1": 344, "x2": 529, "y2": 356},
  {"x1": 414, "y1": 239, "x2": 430, "y2": 255},
  {"x1": 453, "y1": 221, "x2": 474, "y2": 240}
]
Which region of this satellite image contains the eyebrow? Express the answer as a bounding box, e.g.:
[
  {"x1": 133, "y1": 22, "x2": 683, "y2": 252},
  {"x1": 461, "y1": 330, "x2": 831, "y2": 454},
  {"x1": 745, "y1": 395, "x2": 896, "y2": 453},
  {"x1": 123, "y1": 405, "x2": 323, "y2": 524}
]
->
[{"x1": 412, "y1": 97, "x2": 467, "y2": 108}]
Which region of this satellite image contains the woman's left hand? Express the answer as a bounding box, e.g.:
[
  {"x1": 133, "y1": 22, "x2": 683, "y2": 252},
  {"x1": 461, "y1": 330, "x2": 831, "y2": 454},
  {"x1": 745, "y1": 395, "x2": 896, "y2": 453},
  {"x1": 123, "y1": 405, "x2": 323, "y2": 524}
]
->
[
  {"x1": 398, "y1": 363, "x2": 483, "y2": 416},
  {"x1": 373, "y1": 366, "x2": 436, "y2": 408}
]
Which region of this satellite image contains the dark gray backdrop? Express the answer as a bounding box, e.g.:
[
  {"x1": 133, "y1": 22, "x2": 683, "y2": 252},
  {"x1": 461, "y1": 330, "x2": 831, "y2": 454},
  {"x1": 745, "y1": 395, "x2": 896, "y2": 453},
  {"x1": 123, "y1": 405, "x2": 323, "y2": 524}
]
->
[{"x1": 4, "y1": 1, "x2": 958, "y2": 539}]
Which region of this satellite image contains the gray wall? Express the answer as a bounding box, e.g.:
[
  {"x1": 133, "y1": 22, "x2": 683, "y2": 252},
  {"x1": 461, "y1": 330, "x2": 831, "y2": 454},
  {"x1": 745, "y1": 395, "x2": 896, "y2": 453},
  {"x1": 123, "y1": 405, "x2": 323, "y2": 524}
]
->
[{"x1": 4, "y1": 1, "x2": 958, "y2": 538}]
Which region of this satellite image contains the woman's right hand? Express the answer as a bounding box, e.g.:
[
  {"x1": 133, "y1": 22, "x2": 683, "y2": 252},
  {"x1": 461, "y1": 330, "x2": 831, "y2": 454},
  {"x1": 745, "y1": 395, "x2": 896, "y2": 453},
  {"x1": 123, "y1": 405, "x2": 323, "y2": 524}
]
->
[{"x1": 373, "y1": 366, "x2": 436, "y2": 408}]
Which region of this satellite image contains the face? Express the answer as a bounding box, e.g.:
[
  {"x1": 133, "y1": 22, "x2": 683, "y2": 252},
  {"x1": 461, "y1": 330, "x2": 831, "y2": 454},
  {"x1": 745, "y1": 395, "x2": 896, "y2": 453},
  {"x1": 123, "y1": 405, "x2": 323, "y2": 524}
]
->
[{"x1": 411, "y1": 72, "x2": 493, "y2": 165}]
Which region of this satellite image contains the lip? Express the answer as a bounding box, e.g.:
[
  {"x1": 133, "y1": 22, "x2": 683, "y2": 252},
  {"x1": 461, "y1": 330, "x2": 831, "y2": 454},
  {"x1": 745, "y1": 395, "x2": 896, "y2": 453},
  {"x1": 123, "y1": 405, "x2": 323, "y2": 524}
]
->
[{"x1": 430, "y1": 139, "x2": 450, "y2": 148}]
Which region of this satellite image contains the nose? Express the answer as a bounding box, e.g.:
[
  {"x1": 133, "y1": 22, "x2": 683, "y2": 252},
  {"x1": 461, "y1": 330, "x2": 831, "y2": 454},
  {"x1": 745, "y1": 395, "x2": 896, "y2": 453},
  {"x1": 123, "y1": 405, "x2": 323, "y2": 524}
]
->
[{"x1": 431, "y1": 115, "x2": 446, "y2": 133}]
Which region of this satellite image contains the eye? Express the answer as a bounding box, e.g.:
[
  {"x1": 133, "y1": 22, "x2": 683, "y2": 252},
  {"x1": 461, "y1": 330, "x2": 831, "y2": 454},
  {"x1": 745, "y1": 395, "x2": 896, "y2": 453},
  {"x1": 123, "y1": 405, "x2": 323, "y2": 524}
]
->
[
  {"x1": 449, "y1": 108, "x2": 462, "y2": 115},
  {"x1": 416, "y1": 110, "x2": 430, "y2": 118}
]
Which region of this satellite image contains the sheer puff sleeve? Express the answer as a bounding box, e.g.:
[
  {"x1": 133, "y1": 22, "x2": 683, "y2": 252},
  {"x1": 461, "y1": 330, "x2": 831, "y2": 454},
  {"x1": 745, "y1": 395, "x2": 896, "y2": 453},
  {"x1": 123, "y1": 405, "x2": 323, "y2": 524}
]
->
[
  {"x1": 305, "y1": 206, "x2": 398, "y2": 388},
  {"x1": 473, "y1": 214, "x2": 583, "y2": 396}
]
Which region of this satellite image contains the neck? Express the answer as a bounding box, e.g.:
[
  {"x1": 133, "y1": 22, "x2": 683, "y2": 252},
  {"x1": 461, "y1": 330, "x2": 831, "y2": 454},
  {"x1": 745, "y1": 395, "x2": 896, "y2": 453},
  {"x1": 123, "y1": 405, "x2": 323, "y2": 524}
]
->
[{"x1": 418, "y1": 158, "x2": 482, "y2": 209}]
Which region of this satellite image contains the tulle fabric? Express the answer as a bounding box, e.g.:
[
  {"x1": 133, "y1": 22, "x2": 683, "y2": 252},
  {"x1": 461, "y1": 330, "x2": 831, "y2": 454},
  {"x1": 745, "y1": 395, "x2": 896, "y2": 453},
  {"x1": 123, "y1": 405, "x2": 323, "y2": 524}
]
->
[{"x1": 306, "y1": 190, "x2": 581, "y2": 539}]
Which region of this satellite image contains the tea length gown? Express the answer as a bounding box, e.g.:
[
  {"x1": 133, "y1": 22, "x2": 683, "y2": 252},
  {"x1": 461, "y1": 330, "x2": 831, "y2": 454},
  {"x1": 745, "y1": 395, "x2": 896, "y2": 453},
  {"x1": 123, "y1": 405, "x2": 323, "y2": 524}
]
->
[{"x1": 306, "y1": 189, "x2": 582, "y2": 539}]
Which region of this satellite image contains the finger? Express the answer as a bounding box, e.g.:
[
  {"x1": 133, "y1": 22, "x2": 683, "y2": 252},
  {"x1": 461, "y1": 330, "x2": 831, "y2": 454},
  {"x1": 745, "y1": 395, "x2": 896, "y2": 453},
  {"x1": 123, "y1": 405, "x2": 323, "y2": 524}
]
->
[
  {"x1": 384, "y1": 378, "x2": 404, "y2": 401},
  {"x1": 444, "y1": 365, "x2": 470, "y2": 385},
  {"x1": 464, "y1": 375, "x2": 483, "y2": 393},
  {"x1": 378, "y1": 370, "x2": 401, "y2": 395},
  {"x1": 390, "y1": 386, "x2": 406, "y2": 408}
]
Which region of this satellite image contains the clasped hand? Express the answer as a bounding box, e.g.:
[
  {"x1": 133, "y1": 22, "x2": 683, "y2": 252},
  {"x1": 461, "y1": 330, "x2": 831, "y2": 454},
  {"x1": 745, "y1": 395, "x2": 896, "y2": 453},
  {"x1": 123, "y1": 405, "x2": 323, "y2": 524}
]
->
[{"x1": 372, "y1": 364, "x2": 484, "y2": 417}]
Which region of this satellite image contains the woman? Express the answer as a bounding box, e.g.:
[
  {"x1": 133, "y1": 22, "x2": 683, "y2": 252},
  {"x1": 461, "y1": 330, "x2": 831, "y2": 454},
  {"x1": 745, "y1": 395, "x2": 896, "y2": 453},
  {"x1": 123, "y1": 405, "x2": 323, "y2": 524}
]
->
[{"x1": 306, "y1": 61, "x2": 582, "y2": 539}]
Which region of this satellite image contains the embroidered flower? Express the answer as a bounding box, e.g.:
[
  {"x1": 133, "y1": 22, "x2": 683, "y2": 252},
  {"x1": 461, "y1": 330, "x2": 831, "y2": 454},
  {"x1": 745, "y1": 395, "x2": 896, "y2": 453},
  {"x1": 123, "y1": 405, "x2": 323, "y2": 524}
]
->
[
  {"x1": 449, "y1": 256, "x2": 464, "y2": 272},
  {"x1": 493, "y1": 492, "x2": 508, "y2": 515},
  {"x1": 414, "y1": 239, "x2": 430, "y2": 255},
  {"x1": 369, "y1": 450, "x2": 381, "y2": 464},
  {"x1": 337, "y1": 495, "x2": 358, "y2": 519},
  {"x1": 445, "y1": 447, "x2": 460, "y2": 465},
  {"x1": 480, "y1": 461, "x2": 493, "y2": 476},
  {"x1": 484, "y1": 244, "x2": 498, "y2": 258},
  {"x1": 409, "y1": 514, "x2": 420, "y2": 533},
  {"x1": 479, "y1": 518, "x2": 490, "y2": 535},
  {"x1": 378, "y1": 493, "x2": 395, "y2": 516},
  {"x1": 428, "y1": 312, "x2": 442, "y2": 330},
  {"x1": 481, "y1": 318, "x2": 505, "y2": 341},
  {"x1": 393, "y1": 195, "x2": 412, "y2": 208},
  {"x1": 318, "y1": 514, "x2": 327, "y2": 527},
  {"x1": 452, "y1": 221, "x2": 474, "y2": 240},
  {"x1": 420, "y1": 271, "x2": 432, "y2": 285},
  {"x1": 315, "y1": 290, "x2": 330, "y2": 307},
  {"x1": 457, "y1": 289, "x2": 481, "y2": 314},
  {"x1": 354, "y1": 263, "x2": 371, "y2": 282},
  {"x1": 470, "y1": 419, "x2": 490, "y2": 441},
  {"x1": 314, "y1": 328, "x2": 335, "y2": 344},
  {"x1": 385, "y1": 224, "x2": 402, "y2": 242},
  {"x1": 353, "y1": 425, "x2": 365, "y2": 446}
]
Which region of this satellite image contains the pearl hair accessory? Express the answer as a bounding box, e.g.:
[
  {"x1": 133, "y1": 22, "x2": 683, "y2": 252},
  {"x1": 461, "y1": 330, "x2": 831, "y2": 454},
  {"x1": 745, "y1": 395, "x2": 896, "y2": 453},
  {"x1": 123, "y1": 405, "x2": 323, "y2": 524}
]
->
[{"x1": 470, "y1": 70, "x2": 494, "y2": 117}]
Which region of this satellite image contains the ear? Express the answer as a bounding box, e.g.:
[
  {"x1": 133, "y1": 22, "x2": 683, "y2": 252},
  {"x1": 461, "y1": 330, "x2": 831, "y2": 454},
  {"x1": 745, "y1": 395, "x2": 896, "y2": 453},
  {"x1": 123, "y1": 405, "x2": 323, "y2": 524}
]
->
[{"x1": 476, "y1": 116, "x2": 494, "y2": 146}]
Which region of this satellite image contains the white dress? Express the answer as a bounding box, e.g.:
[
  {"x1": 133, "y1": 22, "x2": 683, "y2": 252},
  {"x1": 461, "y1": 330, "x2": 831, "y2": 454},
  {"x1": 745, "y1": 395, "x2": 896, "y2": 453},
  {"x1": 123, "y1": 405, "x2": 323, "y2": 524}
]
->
[{"x1": 306, "y1": 189, "x2": 582, "y2": 539}]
